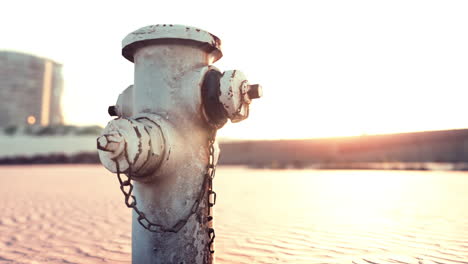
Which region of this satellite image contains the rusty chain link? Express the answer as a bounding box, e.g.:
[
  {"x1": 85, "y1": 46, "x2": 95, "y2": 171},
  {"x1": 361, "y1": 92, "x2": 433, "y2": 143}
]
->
[
  {"x1": 113, "y1": 129, "x2": 217, "y2": 254},
  {"x1": 206, "y1": 130, "x2": 217, "y2": 254}
]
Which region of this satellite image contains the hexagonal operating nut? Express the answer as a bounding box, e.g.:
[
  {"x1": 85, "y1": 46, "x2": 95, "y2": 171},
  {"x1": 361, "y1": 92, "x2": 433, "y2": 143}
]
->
[
  {"x1": 247, "y1": 84, "x2": 262, "y2": 100},
  {"x1": 219, "y1": 70, "x2": 262, "y2": 123},
  {"x1": 97, "y1": 132, "x2": 125, "y2": 159}
]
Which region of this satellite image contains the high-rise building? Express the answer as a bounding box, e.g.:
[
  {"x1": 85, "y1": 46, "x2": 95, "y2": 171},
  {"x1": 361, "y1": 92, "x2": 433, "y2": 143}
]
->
[{"x1": 0, "y1": 51, "x2": 63, "y2": 127}]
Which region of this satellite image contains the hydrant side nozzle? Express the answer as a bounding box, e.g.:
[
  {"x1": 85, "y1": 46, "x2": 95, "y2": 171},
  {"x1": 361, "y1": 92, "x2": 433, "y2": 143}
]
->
[
  {"x1": 97, "y1": 116, "x2": 166, "y2": 179},
  {"x1": 218, "y1": 70, "x2": 262, "y2": 123},
  {"x1": 201, "y1": 69, "x2": 263, "y2": 126}
]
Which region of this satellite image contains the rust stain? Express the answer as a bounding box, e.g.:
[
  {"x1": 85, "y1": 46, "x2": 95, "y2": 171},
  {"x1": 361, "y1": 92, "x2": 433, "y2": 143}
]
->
[
  {"x1": 132, "y1": 126, "x2": 153, "y2": 175},
  {"x1": 122, "y1": 140, "x2": 131, "y2": 173},
  {"x1": 133, "y1": 126, "x2": 142, "y2": 138},
  {"x1": 143, "y1": 126, "x2": 153, "y2": 156},
  {"x1": 208, "y1": 33, "x2": 221, "y2": 49},
  {"x1": 132, "y1": 126, "x2": 143, "y2": 166},
  {"x1": 134, "y1": 116, "x2": 167, "y2": 166}
]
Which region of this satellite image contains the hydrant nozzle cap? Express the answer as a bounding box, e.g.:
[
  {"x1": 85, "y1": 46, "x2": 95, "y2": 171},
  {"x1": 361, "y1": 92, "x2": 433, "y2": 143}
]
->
[{"x1": 122, "y1": 24, "x2": 223, "y2": 63}]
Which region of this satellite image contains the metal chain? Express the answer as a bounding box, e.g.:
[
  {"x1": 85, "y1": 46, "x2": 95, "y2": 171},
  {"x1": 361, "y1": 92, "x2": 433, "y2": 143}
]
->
[
  {"x1": 113, "y1": 129, "x2": 217, "y2": 254},
  {"x1": 206, "y1": 130, "x2": 217, "y2": 254}
]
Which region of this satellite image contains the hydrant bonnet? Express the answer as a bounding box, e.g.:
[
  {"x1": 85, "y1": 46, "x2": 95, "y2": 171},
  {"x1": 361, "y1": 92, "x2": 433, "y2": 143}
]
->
[{"x1": 122, "y1": 24, "x2": 223, "y2": 63}]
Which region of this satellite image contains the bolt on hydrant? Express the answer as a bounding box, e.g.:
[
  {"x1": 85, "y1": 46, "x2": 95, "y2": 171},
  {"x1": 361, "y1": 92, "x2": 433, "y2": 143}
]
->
[{"x1": 96, "y1": 24, "x2": 262, "y2": 264}]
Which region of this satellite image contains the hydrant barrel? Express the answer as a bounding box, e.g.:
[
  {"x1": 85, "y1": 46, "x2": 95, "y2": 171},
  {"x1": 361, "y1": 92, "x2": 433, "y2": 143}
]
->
[{"x1": 123, "y1": 25, "x2": 223, "y2": 264}]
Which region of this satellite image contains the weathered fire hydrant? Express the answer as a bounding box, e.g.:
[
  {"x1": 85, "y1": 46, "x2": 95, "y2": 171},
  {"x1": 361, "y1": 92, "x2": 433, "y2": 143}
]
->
[{"x1": 96, "y1": 24, "x2": 261, "y2": 264}]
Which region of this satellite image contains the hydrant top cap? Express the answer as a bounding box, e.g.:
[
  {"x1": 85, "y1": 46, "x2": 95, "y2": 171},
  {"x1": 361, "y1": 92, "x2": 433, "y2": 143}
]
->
[{"x1": 122, "y1": 24, "x2": 223, "y2": 63}]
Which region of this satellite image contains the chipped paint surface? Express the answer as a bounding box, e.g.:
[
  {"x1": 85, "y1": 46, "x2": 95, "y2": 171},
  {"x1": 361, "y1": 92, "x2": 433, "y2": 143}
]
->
[{"x1": 122, "y1": 24, "x2": 222, "y2": 63}]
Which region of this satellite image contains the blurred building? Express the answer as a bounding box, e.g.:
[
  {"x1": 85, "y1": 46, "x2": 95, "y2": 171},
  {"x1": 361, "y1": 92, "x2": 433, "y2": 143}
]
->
[{"x1": 0, "y1": 51, "x2": 63, "y2": 127}]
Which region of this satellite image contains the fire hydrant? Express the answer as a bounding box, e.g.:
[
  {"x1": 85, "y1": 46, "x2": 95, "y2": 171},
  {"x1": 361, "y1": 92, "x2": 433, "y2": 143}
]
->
[{"x1": 96, "y1": 24, "x2": 261, "y2": 264}]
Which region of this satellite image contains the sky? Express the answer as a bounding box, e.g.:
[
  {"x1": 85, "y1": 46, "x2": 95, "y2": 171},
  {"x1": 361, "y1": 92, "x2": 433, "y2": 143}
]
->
[{"x1": 1, "y1": 0, "x2": 468, "y2": 139}]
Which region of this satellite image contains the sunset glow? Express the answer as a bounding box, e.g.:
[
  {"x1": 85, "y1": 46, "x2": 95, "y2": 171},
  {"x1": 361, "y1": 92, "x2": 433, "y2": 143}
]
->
[{"x1": 2, "y1": 0, "x2": 467, "y2": 139}]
